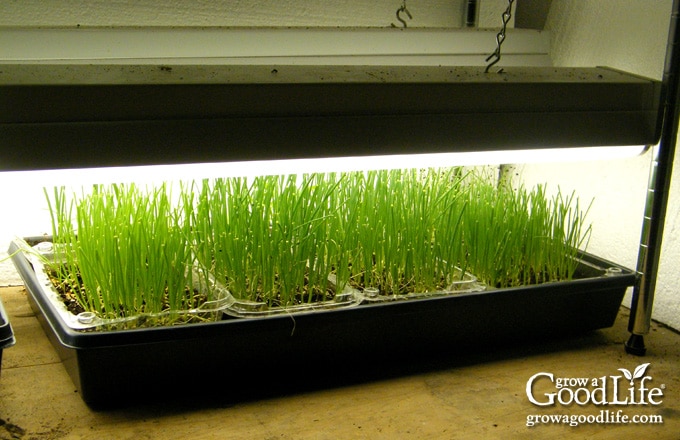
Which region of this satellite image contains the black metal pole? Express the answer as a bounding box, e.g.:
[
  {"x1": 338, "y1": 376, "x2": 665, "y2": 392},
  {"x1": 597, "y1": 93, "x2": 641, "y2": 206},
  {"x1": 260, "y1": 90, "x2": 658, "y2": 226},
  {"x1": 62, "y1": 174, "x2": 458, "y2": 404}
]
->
[{"x1": 625, "y1": 0, "x2": 680, "y2": 355}]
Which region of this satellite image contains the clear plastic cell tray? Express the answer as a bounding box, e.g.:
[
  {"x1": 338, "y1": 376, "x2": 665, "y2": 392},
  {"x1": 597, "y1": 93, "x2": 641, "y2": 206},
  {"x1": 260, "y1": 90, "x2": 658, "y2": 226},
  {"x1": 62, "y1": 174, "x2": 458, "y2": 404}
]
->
[
  {"x1": 25, "y1": 240, "x2": 234, "y2": 331},
  {"x1": 358, "y1": 266, "x2": 486, "y2": 303},
  {"x1": 25, "y1": 239, "x2": 362, "y2": 325},
  {"x1": 223, "y1": 273, "x2": 361, "y2": 318}
]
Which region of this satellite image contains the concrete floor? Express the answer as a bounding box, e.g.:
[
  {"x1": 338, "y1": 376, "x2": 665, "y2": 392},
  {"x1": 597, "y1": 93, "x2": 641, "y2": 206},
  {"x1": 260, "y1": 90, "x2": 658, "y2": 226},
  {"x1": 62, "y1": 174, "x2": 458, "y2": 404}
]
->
[{"x1": 0, "y1": 285, "x2": 679, "y2": 439}]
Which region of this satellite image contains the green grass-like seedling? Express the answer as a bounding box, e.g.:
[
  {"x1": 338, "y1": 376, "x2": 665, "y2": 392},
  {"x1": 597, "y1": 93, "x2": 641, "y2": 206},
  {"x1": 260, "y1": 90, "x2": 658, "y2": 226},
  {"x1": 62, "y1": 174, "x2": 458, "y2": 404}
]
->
[
  {"x1": 458, "y1": 174, "x2": 591, "y2": 288},
  {"x1": 45, "y1": 183, "x2": 217, "y2": 326},
  {"x1": 193, "y1": 173, "x2": 350, "y2": 307},
  {"x1": 41, "y1": 166, "x2": 593, "y2": 327},
  {"x1": 344, "y1": 168, "x2": 468, "y2": 295}
]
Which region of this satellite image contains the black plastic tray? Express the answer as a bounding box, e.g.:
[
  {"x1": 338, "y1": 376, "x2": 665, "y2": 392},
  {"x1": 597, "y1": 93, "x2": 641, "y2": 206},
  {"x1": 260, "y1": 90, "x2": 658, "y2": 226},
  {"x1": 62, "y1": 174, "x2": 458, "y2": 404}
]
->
[
  {"x1": 9, "y1": 237, "x2": 635, "y2": 408},
  {"x1": 0, "y1": 289, "x2": 16, "y2": 378}
]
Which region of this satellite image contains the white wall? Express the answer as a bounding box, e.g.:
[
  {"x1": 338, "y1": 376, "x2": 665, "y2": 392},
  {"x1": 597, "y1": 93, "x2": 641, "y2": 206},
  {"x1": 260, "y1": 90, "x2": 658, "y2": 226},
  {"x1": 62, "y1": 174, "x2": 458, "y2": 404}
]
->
[
  {"x1": 0, "y1": 0, "x2": 508, "y2": 28},
  {"x1": 516, "y1": 0, "x2": 680, "y2": 330}
]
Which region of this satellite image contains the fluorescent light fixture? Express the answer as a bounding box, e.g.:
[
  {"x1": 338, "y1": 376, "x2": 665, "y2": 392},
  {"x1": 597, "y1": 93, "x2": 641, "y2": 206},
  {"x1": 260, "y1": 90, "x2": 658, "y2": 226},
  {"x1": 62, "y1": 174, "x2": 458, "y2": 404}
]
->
[
  {"x1": 0, "y1": 64, "x2": 661, "y2": 172},
  {"x1": 1, "y1": 145, "x2": 648, "y2": 188}
]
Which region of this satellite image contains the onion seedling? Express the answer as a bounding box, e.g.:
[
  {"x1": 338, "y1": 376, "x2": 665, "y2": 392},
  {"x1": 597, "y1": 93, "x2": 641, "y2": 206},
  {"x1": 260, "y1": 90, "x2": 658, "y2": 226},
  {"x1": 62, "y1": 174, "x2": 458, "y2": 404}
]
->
[
  {"x1": 345, "y1": 168, "x2": 468, "y2": 295},
  {"x1": 45, "y1": 183, "x2": 218, "y2": 327},
  {"x1": 194, "y1": 173, "x2": 349, "y2": 308},
  {"x1": 458, "y1": 174, "x2": 592, "y2": 288}
]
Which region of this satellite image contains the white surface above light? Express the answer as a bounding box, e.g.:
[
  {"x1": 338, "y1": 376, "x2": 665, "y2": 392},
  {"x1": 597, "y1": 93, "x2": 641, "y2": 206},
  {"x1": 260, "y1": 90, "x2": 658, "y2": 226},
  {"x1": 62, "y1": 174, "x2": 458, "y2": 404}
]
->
[{"x1": 0, "y1": 27, "x2": 551, "y2": 66}]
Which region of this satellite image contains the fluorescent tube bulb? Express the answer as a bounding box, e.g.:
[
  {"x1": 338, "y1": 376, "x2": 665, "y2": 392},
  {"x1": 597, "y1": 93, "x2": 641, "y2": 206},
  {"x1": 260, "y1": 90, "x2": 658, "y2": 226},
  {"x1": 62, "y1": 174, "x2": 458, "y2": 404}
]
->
[{"x1": 1, "y1": 145, "x2": 648, "y2": 187}]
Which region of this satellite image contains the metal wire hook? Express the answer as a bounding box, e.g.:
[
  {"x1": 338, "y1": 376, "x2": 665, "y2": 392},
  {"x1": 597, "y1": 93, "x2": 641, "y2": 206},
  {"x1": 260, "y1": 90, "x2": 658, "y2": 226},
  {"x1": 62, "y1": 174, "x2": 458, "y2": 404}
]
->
[
  {"x1": 392, "y1": 2, "x2": 412, "y2": 28},
  {"x1": 484, "y1": 31, "x2": 506, "y2": 72}
]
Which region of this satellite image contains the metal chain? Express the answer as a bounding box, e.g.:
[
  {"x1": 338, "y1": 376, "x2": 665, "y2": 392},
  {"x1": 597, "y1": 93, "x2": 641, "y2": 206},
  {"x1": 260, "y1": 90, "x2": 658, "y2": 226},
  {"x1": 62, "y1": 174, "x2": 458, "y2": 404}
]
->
[{"x1": 485, "y1": 0, "x2": 515, "y2": 73}]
